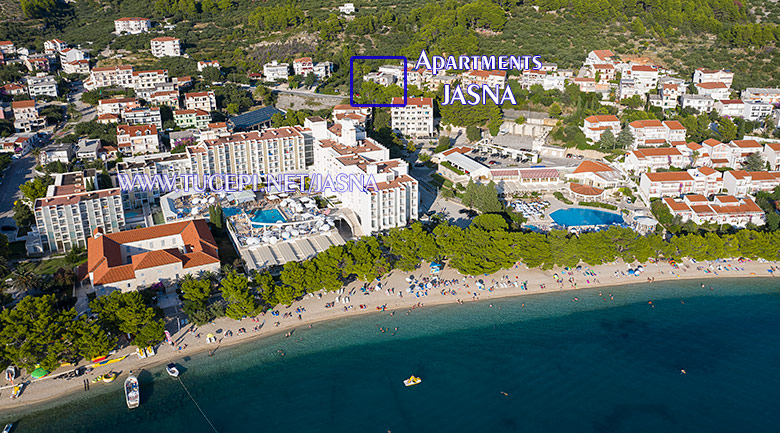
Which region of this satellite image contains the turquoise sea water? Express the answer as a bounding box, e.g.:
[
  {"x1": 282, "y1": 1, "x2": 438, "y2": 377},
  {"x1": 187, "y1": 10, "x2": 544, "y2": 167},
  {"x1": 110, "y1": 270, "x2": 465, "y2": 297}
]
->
[
  {"x1": 550, "y1": 208, "x2": 625, "y2": 226},
  {"x1": 4, "y1": 278, "x2": 780, "y2": 433}
]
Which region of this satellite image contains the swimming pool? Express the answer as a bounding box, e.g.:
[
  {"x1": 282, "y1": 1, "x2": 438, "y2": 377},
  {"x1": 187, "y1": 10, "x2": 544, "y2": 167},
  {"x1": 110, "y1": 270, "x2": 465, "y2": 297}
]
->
[
  {"x1": 250, "y1": 208, "x2": 286, "y2": 225},
  {"x1": 222, "y1": 207, "x2": 242, "y2": 218},
  {"x1": 549, "y1": 208, "x2": 624, "y2": 226}
]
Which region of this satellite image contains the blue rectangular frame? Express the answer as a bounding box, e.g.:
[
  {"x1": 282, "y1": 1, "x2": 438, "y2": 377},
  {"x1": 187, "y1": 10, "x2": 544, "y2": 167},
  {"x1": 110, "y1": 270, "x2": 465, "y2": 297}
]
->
[{"x1": 350, "y1": 56, "x2": 407, "y2": 107}]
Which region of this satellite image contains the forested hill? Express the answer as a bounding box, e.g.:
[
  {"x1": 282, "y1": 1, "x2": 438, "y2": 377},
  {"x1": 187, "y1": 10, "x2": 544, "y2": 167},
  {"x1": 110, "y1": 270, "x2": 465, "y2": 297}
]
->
[{"x1": 4, "y1": 0, "x2": 780, "y2": 89}]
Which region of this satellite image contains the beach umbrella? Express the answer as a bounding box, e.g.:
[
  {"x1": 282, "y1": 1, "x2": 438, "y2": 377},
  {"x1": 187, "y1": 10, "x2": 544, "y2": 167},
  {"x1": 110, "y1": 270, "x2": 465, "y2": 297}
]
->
[{"x1": 31, "y1": 368, "x2": 49, "y2": 379}]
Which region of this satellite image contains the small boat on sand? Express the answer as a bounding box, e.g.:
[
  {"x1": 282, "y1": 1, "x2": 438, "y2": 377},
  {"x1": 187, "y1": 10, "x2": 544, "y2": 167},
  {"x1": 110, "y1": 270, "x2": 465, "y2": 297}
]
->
[
  {"x1": 125, "y1": 373, "x2": 139, "y2": 409},
  {"x1": 403, "y1": 375, "x2": 422, "y2": 387},
  {"x1": 3, "y1": 423, "x2": 13, "y2": 433},
  {"x1": 166, "y1": 363, "x2": 179, "y2": 378},
  {"x1": 92, "y1": 372, "x2": 117, "y2": 383},
  {"x1": 4, "y1": 366, "x2": 15, "y2": 382}
]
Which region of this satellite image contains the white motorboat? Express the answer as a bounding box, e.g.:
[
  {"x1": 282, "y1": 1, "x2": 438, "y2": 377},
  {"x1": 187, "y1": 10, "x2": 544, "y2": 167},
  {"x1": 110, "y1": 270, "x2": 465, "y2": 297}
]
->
[
  {"x1": 166, "y1": 363, "x2": 180, "y2": 378},
  {"x1": 125, "y1": 373, "x2": 140, "y2": 409},
  {"x1": 3, "y1": 423, "x2": 13, "y2": 433}
]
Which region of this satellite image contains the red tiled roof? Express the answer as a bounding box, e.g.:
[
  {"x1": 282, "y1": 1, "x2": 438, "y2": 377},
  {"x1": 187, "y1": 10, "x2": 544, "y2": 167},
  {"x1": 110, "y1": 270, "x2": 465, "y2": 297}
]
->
[
  {"x1": 569, "y1": 182, "x2": 604, "y2": 196},
  {"x1": 584, "y1": 115, "x2": 619, "y2": 123},
  {"x1": 696, "y1": 82, "x2": 727, "y2": 89},
  {"x1": 573, "y1": 160, "x2": 614, "y2": 173}
]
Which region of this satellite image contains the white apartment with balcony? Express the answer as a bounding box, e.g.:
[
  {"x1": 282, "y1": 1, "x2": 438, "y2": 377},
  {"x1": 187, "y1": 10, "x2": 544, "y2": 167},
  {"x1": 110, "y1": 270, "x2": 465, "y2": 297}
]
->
[
  {"x1": 695, "y1": 82, "x2": 730, "y2": 100},
  {"x1": 186, "y1": 126, "x2": 307, "y2": 179},
  {"x1": 84, "y1": 65, "x2": 134, "y2": 90},
  {"x1": 132, "y1": 69, "x2": 168, "y2": 98},
  {"x1": 390, "y1": 97, "x2": 433, "y2": 137},
  {"x1": 12, "y1": 99, "x2": 45, "y2": 132},
  {"x1": 44, "y1": 39, "x2": 68, "y2": 53},
  {"x1": 33, "y1": 171, "x2": 125, "y2": 253},
  {"x1": 114, "y1": 17, "x2": 151, "y2": 34},
  {"x1": 263, "y1": 61, "x2": 290, "y2": 81},
  {"x1": 184, "y1": 91, "x2": 217, "y2": 112},
  {"x1": 624, "y1": 148, "x2": 688, "y2": 174},
  {"x1": 197, "y1": 61, "x2": 220, "y2": 72},
  {"x1": 581, "y1": 115, "x2": 620, "y2": 142},
  {"x1": 26, "y1": 73, "x2": 58, "y2": 98},
  {"x1": 122, "y1": 107, "x2": 162, "y2": 128},
  {"x1": 663, "y1": 195, "x2": 764, "y2": 227},
  {"x1": 680, "y1": 94, "x2": 714, "y2": 113},
  {"x1": 625, "y1": 65, "x2": 658, "y2": 94},
  {"x1": 97, "y1": 97, "x2": 140, "y2": 116},
  {"x1": 627, "y1": 120, "x2": 686, "y2": 148},
  {"x1": 293, "y1": 57, "x2": 314, "y2": 76},
  {"x1": 713, "y1": 99, "x2": 744, "y2": 117},
  {"x1": 308, "y1": 116, "x2": 418, "y2": 235},
  {"x1": 723, "y1": 170, "x2": 780, "y2": 196},
  {"x1": 150, "y1": 37, "x2": 181, "y2": 58},
  {"x1": 693, "y1": 68, "x2": 734, "y2": 88},
  {"x1": 117, "y1": 124, "x2": 161, "y2": 155},
  {"x1": 741, "y1": 87, "x2": 780, "y2": 105},
  {"x1": 764, "y1": 143, "x2": 780, "y2": 170},
  {"x1": 63, "y1": 59, "x2": 90, "y2": 75}
]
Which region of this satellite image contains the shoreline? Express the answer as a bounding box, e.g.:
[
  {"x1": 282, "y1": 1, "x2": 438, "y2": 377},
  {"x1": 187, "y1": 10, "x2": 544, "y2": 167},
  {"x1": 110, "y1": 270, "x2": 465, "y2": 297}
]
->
[{"x1": 1, "y1": 257, "x2": 777, "y2": 412}]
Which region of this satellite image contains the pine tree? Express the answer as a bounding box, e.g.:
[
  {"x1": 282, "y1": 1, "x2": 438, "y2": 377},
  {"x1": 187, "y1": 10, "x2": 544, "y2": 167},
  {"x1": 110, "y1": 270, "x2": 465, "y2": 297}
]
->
[{"x1": 616, "y1": 127, "x2": 634, "y2": 149}]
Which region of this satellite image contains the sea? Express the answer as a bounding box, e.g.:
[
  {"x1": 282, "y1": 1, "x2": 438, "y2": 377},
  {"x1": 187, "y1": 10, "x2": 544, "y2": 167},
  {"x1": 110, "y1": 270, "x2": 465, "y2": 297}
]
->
[{"x1": 4, "y1": 278, "x2": 780, "y2": 433}]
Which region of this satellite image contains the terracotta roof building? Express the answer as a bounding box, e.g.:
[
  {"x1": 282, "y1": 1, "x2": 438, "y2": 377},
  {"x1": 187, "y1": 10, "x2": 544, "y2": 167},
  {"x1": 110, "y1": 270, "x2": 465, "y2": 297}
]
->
[{"x1": 86, "y1": 219, "x2": 220, "y2": 293}]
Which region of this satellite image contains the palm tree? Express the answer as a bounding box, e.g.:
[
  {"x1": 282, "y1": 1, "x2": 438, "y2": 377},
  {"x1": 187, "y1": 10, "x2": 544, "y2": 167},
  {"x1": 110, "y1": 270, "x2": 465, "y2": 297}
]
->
[{"x1": 11, "y1": 262, "x2": 38, "y2": 293}]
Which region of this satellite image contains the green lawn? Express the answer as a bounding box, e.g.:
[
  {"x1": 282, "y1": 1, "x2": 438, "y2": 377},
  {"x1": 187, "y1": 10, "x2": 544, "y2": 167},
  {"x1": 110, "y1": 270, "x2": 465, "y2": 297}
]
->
[
  {"x1": 152, "y1": 211, "x2": 164, "y2": 225},
  {"x1": 33, "y1": 256, "x2": 86, "y2": 275}
]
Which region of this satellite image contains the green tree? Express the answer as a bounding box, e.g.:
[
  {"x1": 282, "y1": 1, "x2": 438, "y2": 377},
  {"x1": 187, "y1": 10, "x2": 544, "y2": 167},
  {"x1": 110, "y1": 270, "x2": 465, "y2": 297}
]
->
[
  {"x1": 219, "y1": 270, "x2": 257, "y2": 319},
  {"x1": 718, "y1": 117, "x2": 738, "y2": 142},
  {"x1": 89, "y1": 291, "x2": 163, "y2": 347},
  {"x1": 597, "y1": 129, "x2": 617, "y2": 148},
  {"x1": 434, "y1": 136, "x2": 451, "y2": 153},
  {"x1": 743, "y1": 152, "x2": 765, "y2": 171},
  {"x1": 181, "y1": 275, "x2": 212, "y2": 305},
  {"x1": 466, "y1": 126, "x2": 482, "y2": 142},
  {"x1": 13, "y1": 202, "x2": 34, "y2": 234},
  {"x1": 616, "y1": 127, "x2": 634, "y2": 149},
  {"x1": 20, "y1": 176, "x2": 54, "y2": 201}
]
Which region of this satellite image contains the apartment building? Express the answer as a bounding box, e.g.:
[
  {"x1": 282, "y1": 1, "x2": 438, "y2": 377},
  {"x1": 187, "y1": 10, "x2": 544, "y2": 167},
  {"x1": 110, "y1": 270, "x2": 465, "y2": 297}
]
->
[
  {"x1": 589, "y1": 63, "x2": 616, "y2": 83},
  {"x1": 84, "y1": 65, "x2": 134, "y2": 90},
  {"x1": 728, "y1": 139, "x2": 764, "y2": 168},
  {"x1": 618, "y1": 79, "x2": 641, "y2": 99},
  {"x1": 572, "y1": 77, "x2": 596, "y2": 93},
  {"x1": 312, "y1": 61, "x2": 333, "y2": 80},
  {"x1": 184, "y1": 91, "x2": 217, "y2": 112},
  {"x1": 197, "y1": 61, "x2": 220, "y2": 72},
  {"x1": 568, "y1": 160, "x2": 623, "y2": 189},
  {"x1": 26, "y1": 73, "x2": 58, "y2": 98},
  {"x1": 149, "y1": 90, "x2": 180, "y2": 108},
  {"x1": 582, "y1": 115, "x2": 620, "y2": 142},
  {"x1": 44, "y1": 39, "x2": 67, "y2": 53},
  {"x1": 33, "y1": 171, "x2": 125, "y2": 253},
  {"x1": 97, "y1": 97, "x2": 140, "y2": 116},
  {"x1": 12, "y1": 100, "x2": 45, "y2": 132},
  {"x1": 688, "y1": 166, "x2": 724, "y2": 196},
  {"x1": 0, "y1": 132, "x2": 40, "y2": 156},
  {"x1": 122, "y1": 107, "x2": 162, "y2": 128},
  {"x1": 659, "y1": 83, "x2": 684, "y2": 109},
  {"x1": 85, "y1": 219, "x2": 220, "y2": 293},
  {"x1": 764, "y1": 143, "x2": 780, "y2": 170},
  {"x1": 639, "y1": 171, "x2": 697, "y2": 199},
  {"x1": 680, "y1": 95, "x2": 715, "y2": 113},
  {"x1": 24, "y1": 56, "x2": 50, "y2": 72},
  {"x1": 723, "y1": 170, "x2": 780, "y2": 196},
  {"x1": 117, "y1": 124, "x2": 161, "y2": 155},
  {"x1": 0, "y1": 41, "x2": 15, "y2": 55},
  {"x1": 462, "y1": 70, "x2": 507, "y2": 88},
  {"x1": 263, "y1": 61, "x2": 290, "y2": 81},
  {"x1": 390, "y1": 97, "x2": 433, "y2": 137},
  {"x1": 114, "y1": 17, "x2": 151, "y2": 34},
  {"x1": 59, "y1": 47, "x2": 86, "y2": 64},
  {"x1": 187, "y1": 127, "x2": 307, "y2": 179},
  {"x1": 625, "y1": 65, "x2": 658, "y2": 94},
  {"x1": 150, "y1": 37, "x2": 181, "y2": 58},
  {"x1": 293, "y1": 57, "x2": 314, "y2": 76},
  {"x1": 332, "y1": 104, "x2": 370, "y2": 126},
  {"x1": 132, "y1": 69, "x2": 168, "y2": 98},
  {"x1": 624, "y1": 148, "x2": 688, "y2": 174},
  {"x1": 116, "y1": 152, "x2": 191, "y2": 208},
  {"x1": 741, "y1": 87, "x2": 780, "y2": 105},
  {"x1": 743, "y1": 101, "x2": 774, "y2": 122},
  {"x1": 692, "y1": 68, "x2": 734, "y2": 88},
  {"x1": 63, "y1": 59, "x2": 90, "y2": 75},
  {"x1": 700, "y1": 138, "x2": 731, "y2": 167},
  {"x1": 695, "y1": 82, "x2": 730, "y2": 100},
  {"x1": 663, "y1": 195, "x2": 764, "y2": 227},
  {"x1": 585, "y1": 50, "x2": 616, "y2": 66},
  {"x1": 173, "y1": 109, "x2": 211, "y2": 129},
  {"x1": 713, "y1": 99, "x2": 744, "y2": 117},
  {"x1": 627, "y1": 120, "x2": 686, "y2": 148},
  {"x1": 308, "y1": 117, "x2": 418, "y2": 235}
]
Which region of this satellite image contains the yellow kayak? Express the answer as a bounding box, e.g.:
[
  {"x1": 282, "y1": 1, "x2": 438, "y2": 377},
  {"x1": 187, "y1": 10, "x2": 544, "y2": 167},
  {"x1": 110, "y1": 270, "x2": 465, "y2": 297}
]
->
[
  {"x1": 91, "y1": 355, "x2": 128, "y2": 369},
  {"x1": 102, "y1": 372, "x2": 117, "y2": 383},
  {"x1": 403, "y1": 375, "x2": 422, "y2": 387}
]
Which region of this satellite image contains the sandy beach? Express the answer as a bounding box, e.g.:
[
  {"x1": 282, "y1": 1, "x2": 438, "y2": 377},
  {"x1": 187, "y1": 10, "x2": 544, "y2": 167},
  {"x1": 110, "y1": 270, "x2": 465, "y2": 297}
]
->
[{"x1": 2, "y1": 257, "x2": 777, "y2": 410}]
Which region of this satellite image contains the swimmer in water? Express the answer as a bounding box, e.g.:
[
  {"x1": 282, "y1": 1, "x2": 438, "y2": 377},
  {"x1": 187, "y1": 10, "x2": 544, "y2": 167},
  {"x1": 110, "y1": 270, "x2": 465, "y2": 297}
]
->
[
  {"x1": 501, "y1": 392, "x2": 509, "y2": 396},
  {"x1": 681, "y1": 369, "x2": 686, "y2": 374}
]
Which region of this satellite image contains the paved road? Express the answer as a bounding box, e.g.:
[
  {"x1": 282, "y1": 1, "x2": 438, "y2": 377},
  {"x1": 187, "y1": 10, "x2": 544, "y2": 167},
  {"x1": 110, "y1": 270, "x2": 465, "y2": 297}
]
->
[
  {"x1": 0, "y1": 154, "x2": 37, "y2": 236},
  {"x1": 270, "y1": 88, "x2": 346, "y2": 101}
]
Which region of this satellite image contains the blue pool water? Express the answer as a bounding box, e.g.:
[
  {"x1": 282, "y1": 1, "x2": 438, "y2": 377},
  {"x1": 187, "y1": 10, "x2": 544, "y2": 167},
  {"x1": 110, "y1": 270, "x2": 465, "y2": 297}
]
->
[
  {"x1": 250, "y1": 208, "x2": 286, "y2": 224},
  {"x1": 550, "y1": 207, "x2": 624, "y2": 226},
  {"x1": 222, "y1": 207, "x2": 287, "y2": 224},
  {"x1": 125, "y1": 211, "x2": 139, "y2": 218}
]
